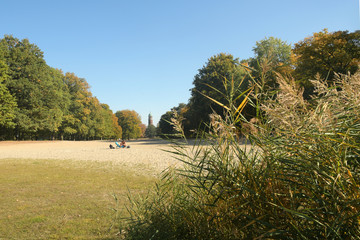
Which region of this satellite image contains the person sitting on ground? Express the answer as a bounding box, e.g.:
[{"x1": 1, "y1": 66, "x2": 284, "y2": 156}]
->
[{"x1": 120, "y1": 140, "x2": 126, "y2": 148}]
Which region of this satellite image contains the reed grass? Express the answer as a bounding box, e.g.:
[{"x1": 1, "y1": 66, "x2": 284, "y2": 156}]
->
[{"x1": 122, "y1": 71, "x2": 360, "y2": 239}]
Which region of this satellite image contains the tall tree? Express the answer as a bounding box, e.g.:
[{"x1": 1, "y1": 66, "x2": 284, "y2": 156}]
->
[
  {"x1": 115, "y1": 110, "x2": 142, "y2": 140},
  {"x1": 246, "y1": 37, "x2": 293, "y2": 118},
  {"x1": 293, "y1": 29, "x2": 360, "y2": 97},
  {"x1": 39, "y1": 67, "x2": 71, "y2": 139},
  {"x1": 0, "y1": 36, "x2": 69, "y2": 139},
  {"x1": 61, "y1": 72, "x2": 93, "y2": 140},
  {"x1": 188, "y1": 53, "x2": 248, "y2": 131},
  {"x1": 249, "y1": 36, "x2": 293, "y2": 92},
  {"x1": 98, "y1": 103, "x2": 122, "y2": 139}
]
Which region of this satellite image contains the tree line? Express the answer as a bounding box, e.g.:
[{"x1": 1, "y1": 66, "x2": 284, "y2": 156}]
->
[
  {"x1": 0, "y1": 35, "x2": 168, "y2": 141},
  {"x1": 158, "y1": 29, "x2": 360, "y2": 137},
  {"x1": 0, "y1": 35, "x2": 137, "y2": 140},
  {"x1": 1, "y1": 29, "x2": 359, "y2": 140}
]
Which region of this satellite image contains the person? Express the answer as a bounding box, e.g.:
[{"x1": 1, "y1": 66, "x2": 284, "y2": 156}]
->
[{"x1": 120, "y1": 140, "x2": 126, "y2": 148}]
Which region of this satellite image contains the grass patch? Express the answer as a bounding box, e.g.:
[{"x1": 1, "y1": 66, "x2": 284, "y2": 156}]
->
[{"x1": 0, "y1": 158, "x2": 156, "y2": 239}]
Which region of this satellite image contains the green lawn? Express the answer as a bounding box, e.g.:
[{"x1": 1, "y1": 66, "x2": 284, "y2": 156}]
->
[{"x1": 0, "y1": 158, "x2": 156, "y2": 239}]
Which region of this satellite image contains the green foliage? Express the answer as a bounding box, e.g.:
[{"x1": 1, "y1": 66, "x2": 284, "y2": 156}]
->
[
  {"x1": 115, "y1": 110, "x2": 142, "y2": 140},
  {"x1": 181, "y1": 42, "x2": 291, "y2": 135},
  {"x1": 0, "y1": 35, "x2": 121, "y2": 140},
  {"x1": 243, "y1": 37, "x2": 294, "y2": 120},
  {"x1": 158, "y1": 111, "x2": 174, "y2": 136},
  {"x1": 145, "y1": 124, "x2": 157, "y2": 138},
  {"x1": 249, "y1": 36, "x2": 293, "y2": 91},
  {"x1": 187, "y1": 53, "x2": 249, "y2": 132},
  {"x1": 253, "y1": 36, "x2": 292, "y2": 64},
  {"x1": 62, "y1": 72, "x2": 93, "y2": 139},
  {"x1": 0, "y1": 60, "x2": 17, "y2": 129},
  {"x1": 0, "y1": 36, "x2": 69, "y2": 138},
  {"x1": 100, "y1": 103, "x2": 122, "y2": 139},
  {"x1": 123, "y1": 71, "x2": 360, "y2": 239}
]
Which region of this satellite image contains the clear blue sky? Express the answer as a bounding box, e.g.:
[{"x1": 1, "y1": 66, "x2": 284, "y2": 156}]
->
[{"x1": 0, "y1": 0, "x2": 358, "y2": 125}]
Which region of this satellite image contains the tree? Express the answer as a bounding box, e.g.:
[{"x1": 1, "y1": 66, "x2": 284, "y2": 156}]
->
[
  {"x1": 115, "y1": 110, "x2": 142, "y2": 140},
  {"x1": 111, "y1": 111, "x2": 123, "y2": 139},
  {"x1": 0, "y1": 60, "x2": 17, "y2": 129},
  {"x1": 158, "y1": 111, "x2": 174, "y2": 136},
  {"x1": 188, "y1": 53, "x2": 248, "y2": 131},
  {"x1": 60, "y1": 72, "x2": 103, "y2": 140},
  {"x1": 1, "y1": 36, "x2": 49, "y2": 137},
  {"x1": 39, "y1": 67, "x2": 71, "y2": 139},
  {"x1": 0, "y1": 36, "x2": 70, "y2": 139},
  {"x1": 139, "y1": 123, "x2": 147, "y2": 137},
  {"x1": 98, "y1": 103, "x2": 122, "y2": 139},
  {"x1": 60, "y1": 72, "x2": 89, "y2": 139},
  {"x1": 247, "y1": 37, "x2": 293, "y2": 118},
  {"x1": 249, "y1": 36, "x2": 293, "y2": 92},
  {"x1": 158, "y1": 103, "x2": 188, "y2": 137},
  {"x1": 293, "y1": 29, "x2": 360, "y2": 97},
  {"x1": 145, "y1": 125, "x2": 156, "y2": 138}
]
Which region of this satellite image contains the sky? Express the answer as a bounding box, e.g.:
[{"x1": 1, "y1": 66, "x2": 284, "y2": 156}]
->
[{"x1": 0, "y1": 0, "x2": 359, "y2": 125}]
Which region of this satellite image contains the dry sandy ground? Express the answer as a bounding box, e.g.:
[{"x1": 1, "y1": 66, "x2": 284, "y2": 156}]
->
[{"x1": 0, "y1": 139, "x2": 181, "y2": 175}]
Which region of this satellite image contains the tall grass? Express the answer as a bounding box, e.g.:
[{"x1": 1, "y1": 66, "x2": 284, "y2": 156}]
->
[{"x1": 122, "y1": 72, "x2": 360, "y2": 239}]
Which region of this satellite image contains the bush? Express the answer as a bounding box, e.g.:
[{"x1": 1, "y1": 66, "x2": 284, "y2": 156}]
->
[{"x1": 122, "y1": 72, "x2": 360, "y2": 239}]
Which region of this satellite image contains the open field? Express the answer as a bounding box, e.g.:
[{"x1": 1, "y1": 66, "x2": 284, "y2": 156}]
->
[{"x1": 0, "y1": 140, "x2": 178, "y2": 239}]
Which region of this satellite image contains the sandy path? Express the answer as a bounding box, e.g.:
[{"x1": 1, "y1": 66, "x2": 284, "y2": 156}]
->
[{"x1": 0, "y1": 140, "x2": 181, "y2": 175}]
